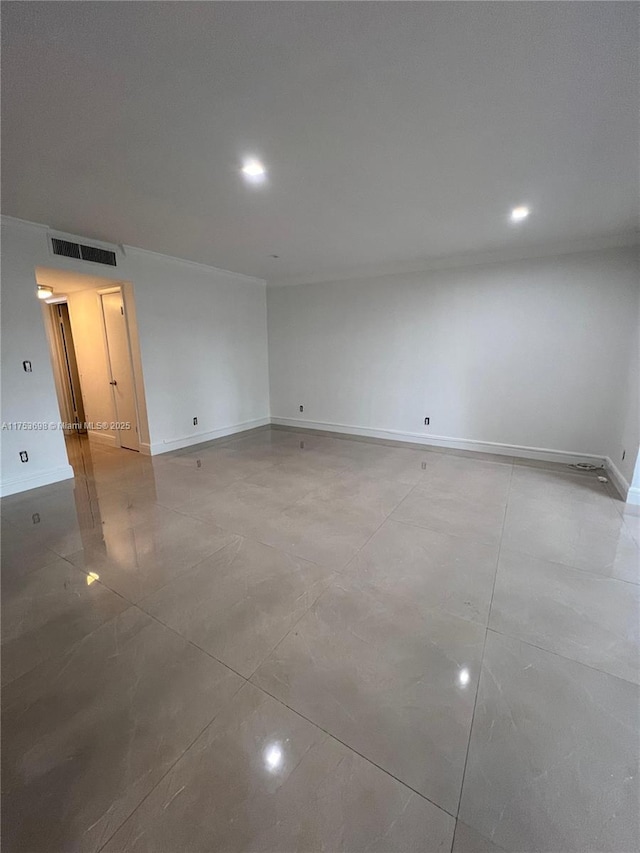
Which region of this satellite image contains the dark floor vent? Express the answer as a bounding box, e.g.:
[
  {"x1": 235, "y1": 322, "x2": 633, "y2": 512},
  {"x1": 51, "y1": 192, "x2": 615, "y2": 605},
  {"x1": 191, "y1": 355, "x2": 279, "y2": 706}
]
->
[{"x1": 51, "y1": 238, "x2": 117, "y2": 267}]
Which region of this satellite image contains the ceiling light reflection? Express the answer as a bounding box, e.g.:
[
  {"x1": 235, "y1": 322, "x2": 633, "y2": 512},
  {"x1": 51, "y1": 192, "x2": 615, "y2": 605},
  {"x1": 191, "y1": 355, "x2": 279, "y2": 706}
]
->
[
  {"x1": 458, "y1": 667, "x2": 470, "y2": 687},
  {"x1": 263, "y1": 742, "x2": 283, "y2": 773}
]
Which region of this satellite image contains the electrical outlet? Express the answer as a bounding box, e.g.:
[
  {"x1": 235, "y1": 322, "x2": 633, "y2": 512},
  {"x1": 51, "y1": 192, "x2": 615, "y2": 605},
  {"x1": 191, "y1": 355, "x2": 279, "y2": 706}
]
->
[
  {"x1": 424, "y1": 417, "x2": 430, "y2": 426},
  {"x1": 32, "y1": 513, "x2": 40, "y2": 524},
  {"x1": 193, "y1": 417, "x2": 198, "y2": 426},
  {"x1": 23, "y1": 360, "x2": 32, "y2": 372},
  {"x1": 299, "y1": 404, "x2": 304, "y2": 413},
  {"x1": 300, "y1": 441, "x2": 305, "y2": 449},
  {"x1": 19, "y1": 450, "x2": 28, "y2": 463},
  {"x1": 421, "y1": 461, "x2": 427, "y2": 470}
]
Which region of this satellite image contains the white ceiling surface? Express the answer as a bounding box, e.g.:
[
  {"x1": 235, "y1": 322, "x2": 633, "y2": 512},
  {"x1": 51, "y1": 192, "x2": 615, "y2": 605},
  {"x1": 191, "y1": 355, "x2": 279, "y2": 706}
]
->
[{"x1": 3, "y1": 2, "x2": 638, "y2": 283}]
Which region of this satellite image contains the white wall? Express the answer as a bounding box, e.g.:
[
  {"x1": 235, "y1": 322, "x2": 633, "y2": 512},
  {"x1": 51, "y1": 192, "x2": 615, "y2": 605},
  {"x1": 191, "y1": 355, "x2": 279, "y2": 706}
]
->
[
  {"x1": 1, "y1": 217, "x2": 270, "y2": 495},
  {"x1": 268, "y1": 247, "x2": 640, "y2": 485}
]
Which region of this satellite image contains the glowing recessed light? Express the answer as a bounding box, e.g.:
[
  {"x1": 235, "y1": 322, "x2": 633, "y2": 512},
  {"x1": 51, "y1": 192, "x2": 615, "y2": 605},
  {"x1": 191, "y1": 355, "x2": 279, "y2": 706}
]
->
[
  {"x1": 263, "y1": 742, "x2": 283, "y2": 772},
  {"x1": 241, "y1": 158, "x2": 267, "y2": 183},
  {"x1": 458, "y1": 667, "x2": 470, "y2": 687},
  {"x1": 510, "y1": 206, "x2": 530, "y2": 223},
  {"x1": 36, "y1": 284, "x2": 54, "y2": 300}
]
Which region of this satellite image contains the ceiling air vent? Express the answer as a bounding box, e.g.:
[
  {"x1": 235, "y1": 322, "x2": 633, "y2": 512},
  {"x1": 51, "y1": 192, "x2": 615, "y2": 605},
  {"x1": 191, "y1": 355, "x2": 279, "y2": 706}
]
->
[
  {"x1": 51, "y1": 238, "x2": 81, "y2": 259},
  {"x1": 51, "y1": 237, "x2": 117, "y2": 267}
]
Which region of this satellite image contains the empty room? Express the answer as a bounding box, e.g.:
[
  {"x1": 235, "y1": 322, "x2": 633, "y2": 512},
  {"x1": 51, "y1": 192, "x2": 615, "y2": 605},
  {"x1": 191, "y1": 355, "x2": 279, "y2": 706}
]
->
[{"x1": 1, "y1": 2, "x2": 638, "y2": 852}]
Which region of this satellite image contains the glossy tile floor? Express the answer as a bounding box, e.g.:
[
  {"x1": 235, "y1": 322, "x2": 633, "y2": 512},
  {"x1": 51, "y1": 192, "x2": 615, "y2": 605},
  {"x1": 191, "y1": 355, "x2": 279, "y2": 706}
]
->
[{"x1": 2, "y1": 429, "x2": 639, "y2": 852}]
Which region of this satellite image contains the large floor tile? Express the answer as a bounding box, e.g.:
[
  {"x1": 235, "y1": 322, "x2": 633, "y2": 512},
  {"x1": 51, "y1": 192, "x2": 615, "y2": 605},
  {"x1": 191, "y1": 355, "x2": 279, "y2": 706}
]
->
[
  {"x1": 502, "y1": 494, "x2": 640, "y2": 580},
  {"x1": 1, "y1": 482, "x2": 90, "y2": 559},
  {"x1": 509, "y1": 465, "x2": 615, "y2": 506},
  {"x1": 248, "y1": 478, "x2": 411, "y2": 568},
  {"x1": 619, "y1": 504, "x2": 640, "y2": 546},
  {"x1": 66, "y1": 513, "x2": 239, "y2": 601},
  {"x1": 345, "y1": 519, "x2": 499, "y2": 624},
  {"x1": 174, "y1": 469, "x2": 326, "y2": 536},
  {"x1": 459, "y1": 632, "x2": 639, "y2": 853},
  {"x1": 453, "y1": 821, "x2": 507, "y2": 853},
  {"x1": 391, "y1": 489, "x2": 506, "y2": 545},
  {"x1": 141, "y1": 537, "x2": 334, "y2": 677},
  {"x1": 419, "y1": 454, "x2": 512, "y2": 505},
  {"x1": 253, "y1": 576, "x2": 485, "y2": 814},
  {"x1": 343, "y1": 446, "x2": 438, "y2": 485},
  {"x1": 104, "y1": 683, "x2": 455, "y2": 853},
  {"x1": 1, "y1": 521, "x2": 63, "y2": 578},
  {"x1": 1, "y1": 556, "x2": 128, "y2": 685},
  {"x1": 489, "y1": 549, "x2": 640, "y2": 683},
  {"x1": 129, "y1": 463, "x2": 246, "y2": 511},
  {"x1": 165, "y1": 445, "x2": 279, "y2": 480},
  {"x1": 1, "y1": 607, "x2": 243, "y2": 853}
]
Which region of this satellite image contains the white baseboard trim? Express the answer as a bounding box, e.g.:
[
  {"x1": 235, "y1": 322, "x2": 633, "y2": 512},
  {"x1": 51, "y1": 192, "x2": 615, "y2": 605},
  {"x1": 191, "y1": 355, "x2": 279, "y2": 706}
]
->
[
  {"x1": 139, "y1": 442, "x2": 152, "y2": 456},
  {"x1": 605, "y1": 457, "x2": 631, "y2": 501},
  {"x1": 87, "y1": 430, "x2": 118, "y2": 448},
  {"x1": 626, "y1": 486, "x2": 640, "y2": 506},
  {"x1": 271, "y1": 417, "x2": 607, "y2": 467},
  {"x1": 149, "y1": 417, "x2": 271, "y2": 455},
  {"x1": 0, "y1": 464, "x2": 74, "y2": 498}
]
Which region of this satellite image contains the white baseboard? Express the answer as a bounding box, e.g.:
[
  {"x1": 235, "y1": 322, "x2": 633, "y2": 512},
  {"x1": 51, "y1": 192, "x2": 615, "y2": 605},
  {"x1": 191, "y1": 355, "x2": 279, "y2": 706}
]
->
[
  {"x1": 626, "y1": 486, "x2": 640, "y2": 506},
  {"x1": 149, "y1": 417, "x2": 271, "y2": 455},
  {"x1": 271, "y1": 417, "x2": 606, "y2": 467},
  {"x1": 604, "y1": 457, "x2": 630, "y2": 501},
  {"x1": 0, "y1": 464, "x2": 74, "y2": 498},
  {"x1": 87, "y1": 430, "x2": 117, "y2": 448}
]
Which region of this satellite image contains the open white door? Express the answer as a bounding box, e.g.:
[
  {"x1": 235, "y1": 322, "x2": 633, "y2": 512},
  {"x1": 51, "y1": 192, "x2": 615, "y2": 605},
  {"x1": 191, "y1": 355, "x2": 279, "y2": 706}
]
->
[{"x1": 101, "y1": 290, "x2": 140, "y2": 451}]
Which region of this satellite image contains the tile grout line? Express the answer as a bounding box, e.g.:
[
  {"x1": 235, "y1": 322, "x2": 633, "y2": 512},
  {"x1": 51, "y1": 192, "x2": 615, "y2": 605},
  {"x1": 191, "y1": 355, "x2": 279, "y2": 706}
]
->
[
  {"x1": 484, "y1": 625, "x2": 640, "y2": 688},
  {"x1": 95, "y1": 675, "x2": 248, "y2": 853},
  {"x1": 134, "y1": 603, "x2": 250, "y2": 683},
  {"x1": 454, "y1": 460, "x2": 514, "y2": 821},
  {"x1": 239, "y1": 476, "x2": 418, "y2": 680},
  {"x1": 247, "y1": 677, "x2": 458, "y2": 822}
]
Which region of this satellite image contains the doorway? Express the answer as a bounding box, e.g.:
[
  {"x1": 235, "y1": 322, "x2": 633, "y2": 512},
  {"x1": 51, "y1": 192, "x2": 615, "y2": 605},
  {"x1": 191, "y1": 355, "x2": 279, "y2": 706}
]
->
[
  {"x1": 38, "y1": 267, "x2": 150, "y2": 461},
  {"x1": 100, "y1": 289, "x2": 139, "y2": 451},
  {"x1": 48, "y1": 301, "x2": 87, "y2": 435}
]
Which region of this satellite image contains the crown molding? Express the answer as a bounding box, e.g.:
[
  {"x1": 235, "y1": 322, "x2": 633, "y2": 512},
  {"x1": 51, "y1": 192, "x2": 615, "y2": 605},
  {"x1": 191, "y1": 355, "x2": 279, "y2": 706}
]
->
[
  {"x1": 268, "y1": 231, "x2": 640, "y2": 288},
  {"x1": 0, "y1": 214, "x2": 266, "y2": 286},
  {"x1": 1, "y1": 214, "x2": 49, "y2": 232},
  {"x1": 122, "y1": 244, "x2": 266, "y2": 285}
]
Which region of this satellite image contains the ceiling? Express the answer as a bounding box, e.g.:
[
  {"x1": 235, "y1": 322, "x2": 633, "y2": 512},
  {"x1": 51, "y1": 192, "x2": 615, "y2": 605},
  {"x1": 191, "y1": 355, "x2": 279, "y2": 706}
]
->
[{"x1": 3, "y1": 2, "x2": 638, "y2": 283}]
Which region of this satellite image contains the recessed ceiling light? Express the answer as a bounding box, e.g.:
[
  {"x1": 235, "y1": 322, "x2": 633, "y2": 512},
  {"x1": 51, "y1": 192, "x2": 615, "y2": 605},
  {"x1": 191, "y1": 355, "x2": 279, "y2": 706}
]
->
[
  {"x1": 241, "y1": 158, "x2": 267, "y2": 183},
  {"x1": 510, "y1": 205, "x2": 530, "y2": 223}
]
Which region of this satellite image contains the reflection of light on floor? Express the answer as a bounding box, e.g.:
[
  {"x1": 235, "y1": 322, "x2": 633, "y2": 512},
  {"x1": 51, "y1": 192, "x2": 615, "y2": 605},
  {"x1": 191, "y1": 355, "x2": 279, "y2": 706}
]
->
[
  {"x1": 263, "y1": 742, "x2": 283, "y2": 773},
  {"x1": 86, "y1": 571, "x2": 100, "y2": 585},
  {"x1": 458, "y1": 667, "x2": 470, "y2": 687}
]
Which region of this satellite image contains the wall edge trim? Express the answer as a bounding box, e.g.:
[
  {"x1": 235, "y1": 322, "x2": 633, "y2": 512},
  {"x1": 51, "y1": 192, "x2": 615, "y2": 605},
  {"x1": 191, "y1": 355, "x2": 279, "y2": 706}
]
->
[
  {"x1": 271, "y1": 417, "x2": 607, "y2": 465},
  {"x1": 0, "y1": 464, "x2": 74, "y2": 497}
]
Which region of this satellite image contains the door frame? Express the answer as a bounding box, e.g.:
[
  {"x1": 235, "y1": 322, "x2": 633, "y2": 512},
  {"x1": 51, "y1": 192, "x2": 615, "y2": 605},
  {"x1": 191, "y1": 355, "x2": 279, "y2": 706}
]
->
[
  {"x1": 98, "y1": 285, "x2": 141, "y2": 451},
  {"x1": 43, "y1": 300, "x2": 83, "y2": 433}
]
